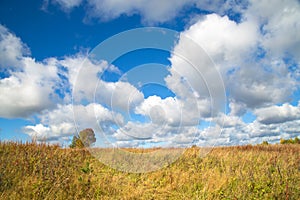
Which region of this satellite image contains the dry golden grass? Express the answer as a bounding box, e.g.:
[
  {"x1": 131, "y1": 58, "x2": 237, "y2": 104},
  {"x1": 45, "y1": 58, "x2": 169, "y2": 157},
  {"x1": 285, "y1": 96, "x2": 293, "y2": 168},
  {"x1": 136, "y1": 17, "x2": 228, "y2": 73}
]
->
[{"x1": 0, "y1": 142, "x2": 299, "y2": 199}]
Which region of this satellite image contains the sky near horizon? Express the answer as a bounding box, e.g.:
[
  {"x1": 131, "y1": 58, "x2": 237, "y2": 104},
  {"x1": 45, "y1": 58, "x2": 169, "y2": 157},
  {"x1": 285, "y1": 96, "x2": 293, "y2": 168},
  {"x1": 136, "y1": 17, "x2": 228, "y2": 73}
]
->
[{"x1": 0, "y1": 0, "x2": 300, "y2": 147}]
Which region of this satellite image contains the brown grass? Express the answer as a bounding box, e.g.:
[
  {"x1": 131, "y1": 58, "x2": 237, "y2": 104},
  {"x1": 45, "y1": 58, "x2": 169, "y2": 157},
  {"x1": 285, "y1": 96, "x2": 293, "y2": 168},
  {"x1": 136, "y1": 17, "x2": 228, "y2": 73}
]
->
[{"x1": 0, "y1": 141, "x2": 299, "y2": 199}]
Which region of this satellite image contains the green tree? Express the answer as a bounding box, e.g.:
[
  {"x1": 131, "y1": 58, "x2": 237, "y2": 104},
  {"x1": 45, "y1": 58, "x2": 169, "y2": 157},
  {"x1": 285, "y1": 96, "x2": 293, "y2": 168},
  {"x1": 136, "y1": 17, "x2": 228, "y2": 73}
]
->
[
  {"x1": 280, "y1": 138, "x2": 287, "y2": 144},
  {"x1": 280, "y1": 137, "x2": 300, "y2": 144},
  {"x1": 79, "y1": 128, "x2": 96, "y2": 147},
  {"x1": 69, "y1": 128, "x2": 96, "y2": 148}
]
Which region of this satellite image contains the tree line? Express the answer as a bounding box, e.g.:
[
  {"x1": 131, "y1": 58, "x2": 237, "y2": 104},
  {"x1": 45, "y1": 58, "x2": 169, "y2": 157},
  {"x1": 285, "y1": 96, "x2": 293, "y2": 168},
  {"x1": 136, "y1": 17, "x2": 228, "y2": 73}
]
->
[{"x1": 261, "y1": 137, "x2": 300, "y2": 145}]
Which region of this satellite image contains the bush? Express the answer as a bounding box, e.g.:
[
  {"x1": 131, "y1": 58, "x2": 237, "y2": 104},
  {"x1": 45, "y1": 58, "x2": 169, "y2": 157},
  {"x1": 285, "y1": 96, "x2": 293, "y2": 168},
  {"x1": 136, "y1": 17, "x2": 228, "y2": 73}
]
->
[
  {"x1": 280, "y1": 137, "x2": 300, "y2": 144},
  {"x1": 69, "y1": 136, "x2": 84, "y2": 148}
]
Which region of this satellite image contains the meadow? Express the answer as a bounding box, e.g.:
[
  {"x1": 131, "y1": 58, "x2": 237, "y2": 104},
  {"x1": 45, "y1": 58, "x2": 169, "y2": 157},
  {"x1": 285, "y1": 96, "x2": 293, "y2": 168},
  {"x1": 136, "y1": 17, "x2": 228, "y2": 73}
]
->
[{"x1": 0, "y1": 141, "x2": 299, "y2": 199}]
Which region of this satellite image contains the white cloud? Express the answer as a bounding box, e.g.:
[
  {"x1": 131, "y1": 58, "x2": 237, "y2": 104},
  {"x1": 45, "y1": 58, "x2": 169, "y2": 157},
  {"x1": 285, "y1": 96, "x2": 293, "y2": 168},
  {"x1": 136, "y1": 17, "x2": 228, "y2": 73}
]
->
[
  {"x1": 0, "y1": 57, "x2": 60, "y2": 118},
  {"x1": 280, "y1": 119, "x2": 300, "y2": 136},
  {"x1": 167, "y1": 14, "x2": 250, "y2": 118},
  {"x1": 85, "y1": 0, "x2": 195, "y2": 24},
  {"x1": 177, "y1": 14, "x2": 258, "y2": 72},
  {"x1": 211, "y1": 117, "x2": 300, "y2": 145},
  {"x1": 74, "y1": 103, "x2": 124, "y2": 130},
  {"x1": 43, "y1": 1, "x2": 300, "y2": 150},
  {"x1": 0, "y1": 25, "x2": 29, "y2": 70},
  {"x1": 0, "y1": 24, "x2": 146, "y2": 144},
  {"x1": 246, "y1": 0, "x2": 300, "y2": 60},
  {"x1": 48, "y1": 0, "x2": 196, "y2": 24},
  {"x1": 24, "y1": 122, "x2": 75, "y2": 142},
  {"x1": 60, "y1": 54, "x2": 144, "y2": 111},
  {"x1": 135, "y1": 95, "x2": 213, "y2": 126},
  {"x1": 50, "y1": 0, "x2": 83, "y2": 10},
  {"x1": 53, "y1": 54, "x2": 144, "y2": 112},
  {"x1": 254, "y1": 102, "x2": 300, "y2": 125},
  {"x1": 95, "y1": 80, "x2": 144, "y2": 111},
  {"x1": 215, "y1": 113, "x2": 244, "y2": 128},
  {"x1": 196, "y1": 0, "x2": 247, "y2": 17},
  {"x1": 174, "y1": 10, "x2": 299, "y2": 111},
  {"x1": 24, "y1": 103, "x2": 124, "y2": 142},
  {"x1": 228, "y1": 60, "x2": 297, "y2": 108},
  {"x1": 3, "y1": 0, "x2": 300, "y2": 146},
  {"x1": 135, "y1": 95, "x2": 183, "y2": 126},
  {"x1": 113, "y1": 121, "x2": 200, "y2": 147},
  {"x1": 0, "y1": 25, "x2": 68, "y2": 118},
  {"x1": 47, "y1": 0, "x2": 249, "y2": 25},
  {"x1": 114, "y1": 122, "x2": 159, "y2": 140},
  {"x1": 229, "y1": 99, "x2": 247, "y2": 116},
  {"x1": 59, "y1": 55, "x2": 108, "y2": 103},
  {"x1": 24, "y1": 124, "x2": 52, "y2": 140}
]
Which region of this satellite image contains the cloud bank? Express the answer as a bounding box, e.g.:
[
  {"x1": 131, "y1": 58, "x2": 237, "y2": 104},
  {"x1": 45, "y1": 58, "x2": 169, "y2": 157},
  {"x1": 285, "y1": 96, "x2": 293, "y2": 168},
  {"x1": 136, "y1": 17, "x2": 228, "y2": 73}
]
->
[{"x1": 1, "y1": 0, "x2": 300, "y2": 146}]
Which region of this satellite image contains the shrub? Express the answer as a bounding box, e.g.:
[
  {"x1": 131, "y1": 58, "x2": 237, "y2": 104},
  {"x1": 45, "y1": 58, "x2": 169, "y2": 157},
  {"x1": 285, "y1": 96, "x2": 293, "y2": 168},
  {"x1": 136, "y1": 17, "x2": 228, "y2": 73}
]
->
[
  {"x1": 280, "y1": 137, "x2": 300, "y2": 144},
  {"x1": 70, "y1": 136, "x2": 84, "y2": 148}
]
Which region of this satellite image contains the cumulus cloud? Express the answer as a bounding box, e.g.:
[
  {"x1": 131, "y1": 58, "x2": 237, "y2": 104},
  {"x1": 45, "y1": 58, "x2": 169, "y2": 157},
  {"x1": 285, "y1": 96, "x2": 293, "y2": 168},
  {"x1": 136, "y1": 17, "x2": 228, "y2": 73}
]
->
[
  {"x1": 0, "y1": 25, "x2": 30, "y2": 70},
  {"x1": 4, "y1": 0, "x2": 300, "y2": 146},
  {"x1": 58, "y1": 55, "x2": 109, "y2": 103},
  {"x1": 24, "y1": 103, "x2": 124, "y2": 142},
  {"x1": 167, "y1": 13, "x2": 260, "y2": 109},
  {"x1": 46, "y1": 0, "x2": 198, "y2": 24},
  {"x1": 210, "y1": 117, "x2": 300, "y2": 145},
  {"x1": 0, "y1": 56, "x2": 60, "y2": 118},
  {"x1": 166, "y1": 18, "x2": 229, "y2": 117},
  {"x1": 163, "y1": 2, "x2": 300, "y2": 145},
  {"x1": 0, "y1": 24, "x2": 70, "y2": 118},
  {"x1": 97, "y1": 1, "x2": 300, "y2": 147},
  {"x1": 59, "y1": 54, "x2": 144, "y2": 111},
  {"x1": 173, "y1": 13, "x2": 258, "y2": 74},
  {"x1": 85, "y1": 0, "x2": 195, "y2": 24},
  {"x1": 48, "y1": 0, "x2": 83, "y2": 11},
  {"x1": 114, "y1": 122, "x2": 159, "y2": 141},
  {"x1": 24, "y1": 124, "x2": 53, "y2": 140},
  {"x1": 245, "y1": 0, "x2": 300, "y2": 60},
  {"x1": 215, "y1": 113, "x2": 244, "y2": 128},
  {"x1": 173, "y1": 8, "x2": 299, "y2": 110},
  {"x1": 136, "y1": 96, "x2": 184, "y2": 126},
  {"x1": 0, "y1": 33, "x2": 104, "y2": 119},
  {"x1": 46, "y1": 0, "x2": 250, "y2": 25},
  {"x1": 0, "y1": 24, "x2": 139, "y2": 141},
  {"x1": 254, "y1": 102, "x2": 300, "y2": 125},
  {"x1": 135, "y1": 95, "x2": 215, "y2": 126},
  {"x1": 95, "y1": 80, "x2": 144, "y2": 111},
  {"x1": 227, "y1": 61, "x2": 297, "y2": 108},
  {"x1": 24, "y1": 123, "x2": 75, "y2": 142},
  {"x1": 196, "y1": 0, "x2": 248, "y2": 17},
  {"x1": 18, "y1": 56, "x2": 143, "y2": 142},
  {"x1": 229, "y1": 99, "x2": 247, "y2": 116},
  {"x1": 113, "y1": 121, "x2": 200, "y2": 147}
]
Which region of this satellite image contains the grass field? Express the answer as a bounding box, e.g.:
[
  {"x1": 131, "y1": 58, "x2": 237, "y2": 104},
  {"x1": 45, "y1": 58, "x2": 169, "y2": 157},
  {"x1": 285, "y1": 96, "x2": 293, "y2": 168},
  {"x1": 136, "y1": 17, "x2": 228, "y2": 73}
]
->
[{"x1": 0, "y1": 142, "x2": 299, "y2": 199}]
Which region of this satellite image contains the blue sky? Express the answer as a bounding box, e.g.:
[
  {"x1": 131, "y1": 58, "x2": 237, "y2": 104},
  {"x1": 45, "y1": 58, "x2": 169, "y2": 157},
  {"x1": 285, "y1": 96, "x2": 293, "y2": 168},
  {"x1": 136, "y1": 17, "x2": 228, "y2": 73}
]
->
[{"x1": 0, "y1": 0, "x2": 300, "y2": 147}]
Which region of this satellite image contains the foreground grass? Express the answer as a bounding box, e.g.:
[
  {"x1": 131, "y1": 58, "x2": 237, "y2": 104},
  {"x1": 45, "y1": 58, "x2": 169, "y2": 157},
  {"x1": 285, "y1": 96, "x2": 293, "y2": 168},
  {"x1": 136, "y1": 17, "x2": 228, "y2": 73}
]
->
[{"x1": 0, "y1": 142, "x2": 299, "y2": 199}]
